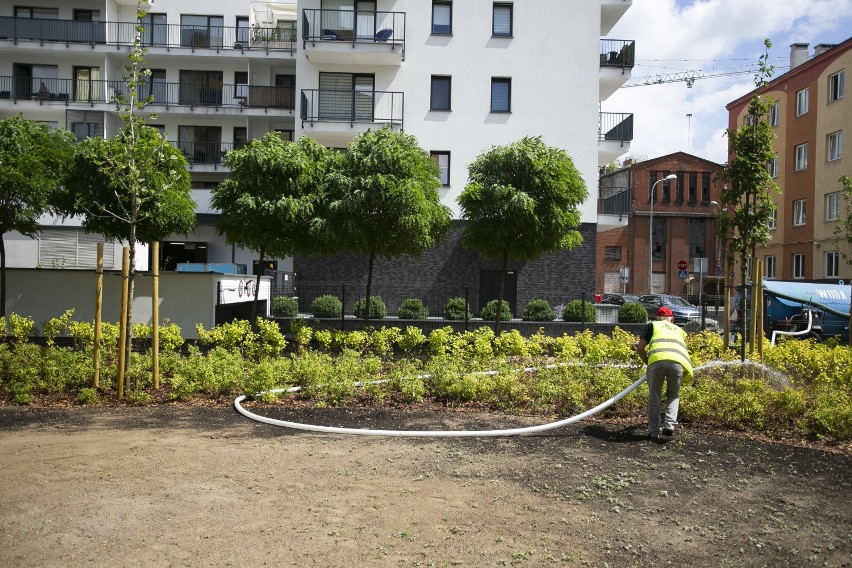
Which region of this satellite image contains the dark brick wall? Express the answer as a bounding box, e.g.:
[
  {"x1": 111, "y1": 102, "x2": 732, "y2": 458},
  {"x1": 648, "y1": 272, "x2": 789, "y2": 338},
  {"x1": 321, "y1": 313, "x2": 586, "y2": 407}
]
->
[{"x1": 293, "y1": 220, "x2": 597, "y2": 317}]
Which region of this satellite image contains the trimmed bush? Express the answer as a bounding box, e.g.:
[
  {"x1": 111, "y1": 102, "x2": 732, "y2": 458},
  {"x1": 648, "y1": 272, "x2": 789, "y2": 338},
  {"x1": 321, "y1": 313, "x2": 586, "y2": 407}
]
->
[
  {"x1": 271, "y1": 296, "x2": 298, "y2": 318},
  {"x1": 522, "y1": 299, "x2": 556, "y2": 322},
  {"x1": 398, "y1": 298, "x2": 428, "y2": 320},
  {"x1": 311, "y1": 295, "x2": 343, "y2": 318},
  {"x1": 354, "y1": 296, "x2": 386, "y2": 319},
  {"x1": 480, "y1": 299, "x2": 513, "y2": 322},
  {"x1": 618, "y1": 301, "x2": 648, "y2": 324},
  {"x1": 562, "y1": 299, "x2": 596, "y2": 322},
  {"x1": 445, "y1": 297, "x2": 472, "y2": 321}
]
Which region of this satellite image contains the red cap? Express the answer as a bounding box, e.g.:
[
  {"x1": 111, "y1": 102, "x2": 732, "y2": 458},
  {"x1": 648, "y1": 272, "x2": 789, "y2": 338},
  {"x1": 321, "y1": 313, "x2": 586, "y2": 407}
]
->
[{"x1": 657, "y1": 306, "x2": 673, "y2": 317}]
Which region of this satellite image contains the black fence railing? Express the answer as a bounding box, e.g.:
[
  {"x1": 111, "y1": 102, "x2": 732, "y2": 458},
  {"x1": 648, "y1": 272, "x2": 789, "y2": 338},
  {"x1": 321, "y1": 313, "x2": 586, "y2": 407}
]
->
[
  {"x1": 171, "y1": 140, "x2": 234, "y2": 165},
  {"x1": 598, "y1": 187, "x2": 632, "y2": 215},
  {"x1": 599, "y1": 112, "x2": 634, "y2": 142},
  {"x1": 600, "y1": 39, "x2": 635, "y2": 70},
  {"x1": 0, "y1": 16, "x2": 296, "y2": 53},
  {"x1": 0, "y1": 76, "x2": 295, "y2": 109},
  {"x1": 300, "y1": 89, "x2": 403, "y2": 127},
  {"x1": 301, "y1": 9, "x2": 405, "y2": 50}
]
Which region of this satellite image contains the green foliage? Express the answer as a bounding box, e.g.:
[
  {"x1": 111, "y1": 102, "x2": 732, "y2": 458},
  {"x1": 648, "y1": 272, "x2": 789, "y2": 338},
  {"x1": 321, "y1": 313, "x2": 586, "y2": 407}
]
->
[
  {"x1": 444, "y1": 297, "x2": 472, "y2": 321},
  {"x1": 314, "y1": 329, "x2": 333, "y2": 351},
  {"x1": 480, "y1": 300, "x2": 513, "y2": 322},
  {"x1": 618, "y1": 302, "x2": 648, "y2": 324},
  {"x1": 370, "y1": 327, "x2": 400, "y2": 359},
  {"x1": 8, "y1": 313, "x2": 34, "y2": 343},
  {"x1": 311, "y1": 295, "x2": 342, "y2": 318},
  {"x1": 354, "y1": 296, "x2": 386, "y2": 320},
  {"x1": 562, "y1": 300, "x2": 596, "y2": 323},
  {"x1": 271, "y1": 296, "x2": 299, "y2": 318},
  {"x1": 195, "y1": 318, "x2": 285, "y2": 360},
  {"x1": 158, "y1": 323, "x2": 184, "y2": 352},
  {"x1": 291, "y1": 320, "x2": 313, "y2": 351},
  {"x1": 68, "y1": 321, "x2": 94, "y2": 350},
  {"x1": 78, "y1": 387, "x2": 100, "y2": 405},
  {"x1": 398, "y1": 298, "x2": 428, "y2": 320},
  {"x1": 522, "y1": 299, "x2": 555, "y2": 322},
  {"x1": 494, "y1": 329, "x2": 528, "y2": 357},
  {"x1": 42, "y1": 309, "x2": 75, "y2": 346},
  {"x1": 398, "y1": 326, "x2": 427, "y2": 354}
]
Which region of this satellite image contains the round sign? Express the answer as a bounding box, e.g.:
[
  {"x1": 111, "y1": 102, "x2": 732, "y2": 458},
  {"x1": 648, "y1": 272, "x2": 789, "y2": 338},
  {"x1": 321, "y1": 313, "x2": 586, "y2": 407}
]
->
[{"x1": 677, "y1": 260, "x2": 688, "y2": 271}]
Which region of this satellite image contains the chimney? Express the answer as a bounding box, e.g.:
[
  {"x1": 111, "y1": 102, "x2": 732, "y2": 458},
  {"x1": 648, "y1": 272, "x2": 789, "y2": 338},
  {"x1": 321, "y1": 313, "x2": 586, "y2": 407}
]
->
[
  {"x1": 814, "y1": 43, "x2": 836, "y2": 57},
  {"x1": 790, "y1": 43, "x2": 810, "y2": 69}
]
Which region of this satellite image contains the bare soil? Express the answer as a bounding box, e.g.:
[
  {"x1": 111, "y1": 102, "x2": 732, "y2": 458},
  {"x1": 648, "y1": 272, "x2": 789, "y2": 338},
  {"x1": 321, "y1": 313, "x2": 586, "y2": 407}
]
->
[{"x1": 0, "y1": 405, "x2": 850, "y2": 568}]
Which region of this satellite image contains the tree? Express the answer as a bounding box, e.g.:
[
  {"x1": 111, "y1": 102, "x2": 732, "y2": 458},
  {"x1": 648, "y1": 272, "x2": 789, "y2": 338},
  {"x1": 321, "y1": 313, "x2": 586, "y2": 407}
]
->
[
  {"x1": 0, "y1": 115, "x2": 75, "y2": 316},
  {"x1": 458, "y1": 136, "x2": 587, "y2": 331},
  {"x1": 717, "y1": 39, "x2": 779, "y2": 360},
  {"x1": 327, "y1": 127, "x2": 452, "y2": 324},
  {"x1": 67, "y1": 3, "x2": 195, "y2": 372},
  {"x1": 833, "y1": 175, "x2": 852, "y2": 345},
  {"x1": 212, "y1": 133, "x2": 334, "y2": 320}
]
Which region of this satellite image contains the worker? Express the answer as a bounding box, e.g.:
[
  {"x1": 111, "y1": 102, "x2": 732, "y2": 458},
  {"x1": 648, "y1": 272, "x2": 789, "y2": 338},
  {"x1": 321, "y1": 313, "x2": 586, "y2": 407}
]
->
[{"x1": 635, "y1": 306, "x2": 694, "y2": 441}]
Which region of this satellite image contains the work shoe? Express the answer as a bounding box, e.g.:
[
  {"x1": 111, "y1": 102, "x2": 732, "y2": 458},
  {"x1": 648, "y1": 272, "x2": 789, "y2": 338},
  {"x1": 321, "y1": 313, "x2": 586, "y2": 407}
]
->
[{"x1": 661, "y1": 428, "x2": 675, "y2": 436}]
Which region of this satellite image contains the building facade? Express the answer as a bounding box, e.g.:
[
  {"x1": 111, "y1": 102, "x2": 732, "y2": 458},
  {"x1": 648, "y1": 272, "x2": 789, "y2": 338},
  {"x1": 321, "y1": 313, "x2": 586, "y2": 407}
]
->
[
  {"x1": 597, "y1": 152, "x2": 726, "y2": 296},
  {"x1": 726, "y1": 39, "x2": 851, "y2": 283}
]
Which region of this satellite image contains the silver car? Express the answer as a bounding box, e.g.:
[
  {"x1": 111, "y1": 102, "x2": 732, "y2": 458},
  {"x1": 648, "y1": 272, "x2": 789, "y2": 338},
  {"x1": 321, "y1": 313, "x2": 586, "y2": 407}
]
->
[{"x1": 637, "y1": 294, "x2": 701, "y2": 326}]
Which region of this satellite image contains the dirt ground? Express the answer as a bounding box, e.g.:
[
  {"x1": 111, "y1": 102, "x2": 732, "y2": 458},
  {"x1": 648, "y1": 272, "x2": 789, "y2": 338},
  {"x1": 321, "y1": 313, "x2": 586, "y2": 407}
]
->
[{"x1": 0, "y1": 405, "x2": 850, "y2": 568}]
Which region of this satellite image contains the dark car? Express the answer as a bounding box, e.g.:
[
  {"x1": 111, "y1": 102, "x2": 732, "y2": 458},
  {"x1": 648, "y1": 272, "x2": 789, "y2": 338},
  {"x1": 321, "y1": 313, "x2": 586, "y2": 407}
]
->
[
  {"x1": 599, "y1": 293, "x2": 640, "y2": 306},
  {"x1": 637, "y1": 294, "x2": 701, "y2": 326}
]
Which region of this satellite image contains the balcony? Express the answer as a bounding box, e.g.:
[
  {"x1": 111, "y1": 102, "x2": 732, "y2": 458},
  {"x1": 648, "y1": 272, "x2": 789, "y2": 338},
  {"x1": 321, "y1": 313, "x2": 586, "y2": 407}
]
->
[
  {"x1": 0, "y1": 76, "x2": 295, "y2": 113},
  {"x1": 600, "y1": 39, "x2": 635, "y2": 99},
  {"x1": 302, "y1": 9, "x2": 404, "y2": 65},
  {"x1": 300, "y1": 88, "x2": 403, "y2": 147},
  {"x1": 0, "y1": 16, "x2": 295, "y2": 54},
  {"x1": 174, "y1": 140, "x2": 234, "y2": 168},
  {"x1": 598, "y1": 112, "x2": 633, "y2": 163},
  {"x1": 597, "y1": 186, "x2": 632, "y2": 231}
]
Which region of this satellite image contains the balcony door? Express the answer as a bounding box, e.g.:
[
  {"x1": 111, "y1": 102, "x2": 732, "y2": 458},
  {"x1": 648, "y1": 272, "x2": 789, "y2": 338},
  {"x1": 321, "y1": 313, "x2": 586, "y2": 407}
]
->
[
  {"x1": 180, "y1": 15, "x2": 224, "y2": 48},
  {"x1": 319, "y1": 72, "x2": 374, "y2": 121},
  {"x1": 179, "y1": 70, "x2": 223, "y2": 106},
  {"x1": 74, "y1": 66, "x2": 100, "y2": 103},
  {"x1": 178, "y1": 126, "x2": 222, "y2": 164}
]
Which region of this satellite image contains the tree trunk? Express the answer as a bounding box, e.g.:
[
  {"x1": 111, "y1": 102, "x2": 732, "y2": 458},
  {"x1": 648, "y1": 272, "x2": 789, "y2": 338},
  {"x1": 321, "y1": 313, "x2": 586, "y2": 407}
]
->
[
  {"x1": 250, "y1": 248, "x2": 265, "y2": 325},
  {"x1": 0, "y1": 234, "x2": 6, "y2": 318},
  {"x1": 495, "y1": 251, "x2": 508, "y2": 333},
  {"x1": 364, "y1": 251, "x2": 375, "y2": 326},
  {"x1": 124, "y1": 229, "x2": 136, "y2": 378},
  {"x1": 739, "y1": 257, "x2": 747, "y2": 362}
]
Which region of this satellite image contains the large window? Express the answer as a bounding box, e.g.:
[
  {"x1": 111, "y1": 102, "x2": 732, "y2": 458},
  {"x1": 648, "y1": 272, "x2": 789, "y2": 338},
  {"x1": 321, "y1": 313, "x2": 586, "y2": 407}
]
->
[
  {"x1": 492, "y1": 3, "x2": 512, "y2": 37},
  {"x1": 769, "y1": 101, "x2": 780, "y2": 126},
  {"x1": 768, "y1": 153, "x2": 779, "y2": 178},
  {"x1": 179, "y1": 70, "x2": 223, "y2": 106},
  {"x1": 794, "y1": 143, "x2": 808, "y2": 171},
  {"x1": 768, "y1": 208, "x2": 777, "y2": 230},
  {"x1": 795, "y1": 87, "x2": 809, "y2": 116},
  {"x1": 490, "y1": 77, "x2": 511, "y2": 112},
  {"x1": 828, "y1": 131, "x2": 843, "y2": 162},
  {"x1": 430, "y1": 151, "x2": 450, "y2": 186},
  {"x1": 826, "y1": 251, "x2": 840, "y2": 278},
  {"x1": 140, "y1": 13, "x2": 167, "y2": 46},
  {"x1": 674, "y1": 171, "x2": 684, "y2": 203},
  {"x1": 829, "y1": 70, "x2": 844, "y2": 103},
  {"x1": 652, "y1": 217, "x2": 666, "y2": 261},
  {"x1": 14, "y1": 7, "x2": 58, "y2": 18},
  {"x1": 181, "y1": 15, "x2": 224, "y2": 48},
  {"x1": 318, "y1": 72, "x2": 374, "y2": 121},
  {"x1": 648, "y1": 172, "x2": 657, "y2": 202},
  {"x1": 701, "y1": 172, "x2": 711, "y2": 202},
  {"x1": 688, "y1": 172, "x2": 697, "y2": 203},
  {"x1": 792, "y1": 253, "x2": 805, "y2": 279},
  {"x1": 178, "y1": 125, "x2": 222, "y2": 164},
  {"x1": 431, "y1": 1, "x2": 452, "y2": 34},
  {"x1": 826, "y1": 192, "x2": 840, "y2": 222},
  {"x1": 430, "y1": 75, "x2": 451, "y2": 111},
  {"x1": 765, "y1": 255, "x2": 776, "y2": 279},
  {"x1": 793, "y1": 199, "x2": 807, "y2": 226}
]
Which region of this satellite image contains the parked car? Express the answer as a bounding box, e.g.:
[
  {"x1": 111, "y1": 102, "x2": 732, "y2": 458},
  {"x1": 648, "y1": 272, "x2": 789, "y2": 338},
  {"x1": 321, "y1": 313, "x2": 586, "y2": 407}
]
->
[
  {"x1": 637, "y1": 294, "x2": 700, "y2": 326},
  {"x1": 599, "y1": 293, "x2": 640, "y2": 306}
]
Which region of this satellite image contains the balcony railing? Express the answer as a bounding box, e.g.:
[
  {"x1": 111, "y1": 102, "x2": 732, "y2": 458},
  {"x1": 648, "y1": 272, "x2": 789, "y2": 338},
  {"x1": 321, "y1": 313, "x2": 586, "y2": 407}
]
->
[
  {"x1": 0, "y1": 76, "x2": 295, "y2": 110},
  {"x1": 599, "y1": 112, "x2": 634, "y2": 142},
  {"x1": 300, "y1": 89, "x2": 403, "y2": 127},
  {"x1": 172, "y1": 140, "x2": 234, "y2": 165},
  {"x1": 0, "y1": 16, "x2": 295, "y2": 53},
  {"x1": 301, "y1": 9, "x2": 404, "y2": 49},
  {"x1": 598, "y1": 187, "x2": 632, "y2": 215},
  {"x1": 600, "y1": 39, "x2": 635, "y2": 70}
]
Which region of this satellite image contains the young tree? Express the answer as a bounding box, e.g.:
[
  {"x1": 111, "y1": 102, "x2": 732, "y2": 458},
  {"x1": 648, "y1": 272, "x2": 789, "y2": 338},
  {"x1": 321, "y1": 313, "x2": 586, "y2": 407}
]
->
[
  {"x1": 66, "y1": 3, "x2": 195, "y2": 371},
  {"x1": 458, "y1": 136, "x2": 587, "y2": 331},
  {"x1": 0, "y1": 115, "x2": 75, "y2": 316},
  {"x1": 212, "y1": 133, "x2": 335, "y2": 320},
  {"x1": 327, "y1": 127, "x2": 452, "y2": 324},
  {"x1": 833, "y1": 175, "x2": 852, "y2": 345},
  {"x1": 717, "y1": 39, "x2": 779, "y2": 360}
]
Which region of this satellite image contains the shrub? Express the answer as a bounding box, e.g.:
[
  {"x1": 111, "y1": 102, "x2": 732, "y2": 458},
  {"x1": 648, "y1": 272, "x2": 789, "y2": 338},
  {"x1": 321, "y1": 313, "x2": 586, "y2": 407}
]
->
[
  {"x1": 480, "y1": 300, "x2": 512, "y2": 322},
  {"x1": 445, "y1": 297, "x2": 472, "y2": 321},
  {"x1": 271, "y1": 296, "x2": 298, "y2": 318},
  {"x1": 398, "y1": 298, "x2": 428, "y2": 320},
  {"x1": 618, "y1": 302, "x2": 648, "y2": 324},
  {"x1": 354, "y1": 296, "x2": 386, "y2": 319},
  {"x1": 562, "y1": 299, "x2": 596, "y2": 322},
  {"x1": 311, "y1": 295, "x2": 343, "y2": 318},
  {"x1": 522, "y1": 299, "x2": 555, "y2": 322},
  {"x1": 42, "y1": 309, "x2": 75, "y2": 347}
]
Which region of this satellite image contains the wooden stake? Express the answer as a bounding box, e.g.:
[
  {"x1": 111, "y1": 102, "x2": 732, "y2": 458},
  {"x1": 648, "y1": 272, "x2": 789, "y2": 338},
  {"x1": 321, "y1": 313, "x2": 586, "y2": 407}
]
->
[
  {"x1": 117, "y1": 246, "x2": 129, "y2": 400},
  {"x1": 93, "y1": 243, "x2": 103, "y2": 388},
  {"x1": 151, "y1": 241, "x2": 159, "y2": 390}
]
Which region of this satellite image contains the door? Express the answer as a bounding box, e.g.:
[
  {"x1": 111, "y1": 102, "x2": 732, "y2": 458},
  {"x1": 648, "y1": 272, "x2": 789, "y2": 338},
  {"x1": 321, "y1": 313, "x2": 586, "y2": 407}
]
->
[
  {"x1": 355, "y1": 0, "x2": 376, "y2": 39},
  {"x1": 478, "y1": 270, "x2": 518, "y2": 315},
  {"x1": 74, "y1": 66, "x2": 100, "y2": 102},
  {"x1": 319, "y1": 73, "x2": 374, "y2": 121}
]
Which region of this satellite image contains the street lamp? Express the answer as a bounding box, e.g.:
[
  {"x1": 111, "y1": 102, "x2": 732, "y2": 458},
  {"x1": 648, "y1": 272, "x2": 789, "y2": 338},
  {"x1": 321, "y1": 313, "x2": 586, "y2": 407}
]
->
[
  {"x1": 648, "y1": 174, "x2": 678, "y2": 294},
  {"x1": 710, "y1": 201, "x2": 722, "y2": 301}
]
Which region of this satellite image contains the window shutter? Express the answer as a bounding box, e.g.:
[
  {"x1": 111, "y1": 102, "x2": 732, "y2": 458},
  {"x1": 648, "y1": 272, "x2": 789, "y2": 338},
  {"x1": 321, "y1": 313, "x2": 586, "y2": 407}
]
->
[{"x1": 493, "y1": 5, "x2": 511, "y2": 35}]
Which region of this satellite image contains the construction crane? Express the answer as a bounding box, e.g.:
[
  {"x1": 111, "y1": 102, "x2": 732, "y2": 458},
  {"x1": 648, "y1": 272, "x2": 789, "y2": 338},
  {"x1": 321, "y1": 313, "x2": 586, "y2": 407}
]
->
[{"x1": 624, "y1": 62, "x2": 789, "y2": 88}]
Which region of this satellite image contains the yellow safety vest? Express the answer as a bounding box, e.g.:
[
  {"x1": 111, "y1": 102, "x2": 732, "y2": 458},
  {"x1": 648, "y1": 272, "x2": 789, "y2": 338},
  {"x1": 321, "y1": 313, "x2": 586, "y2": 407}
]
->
[{"x1": 647, "y1": 321, "x2": 693, "y2": 384}]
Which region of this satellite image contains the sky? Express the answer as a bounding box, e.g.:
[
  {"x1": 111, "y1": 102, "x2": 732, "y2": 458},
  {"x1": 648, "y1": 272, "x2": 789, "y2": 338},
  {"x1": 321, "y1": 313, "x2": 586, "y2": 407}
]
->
[{"x1": 603, "y1": 0, "x2": 852, "y2": 165}]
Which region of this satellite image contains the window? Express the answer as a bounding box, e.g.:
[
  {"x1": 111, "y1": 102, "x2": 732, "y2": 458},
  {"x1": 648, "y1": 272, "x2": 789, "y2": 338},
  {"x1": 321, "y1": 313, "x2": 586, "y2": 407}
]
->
[
  {"x1": 794, "y1": 143, "x2": 808, "y2": 171},
  {"x1": 492, "y1": 3, "x2": 512, "y2": 37},
  {"x1": 768, "y1": 208, "x2": 777, "y2": 230},
  {"x1": 652, "y1": 217, "x2": 666, "y2": 261},
  {"x1": 828, "y1": 131, "x2": 843, "y2": 162},
  {"x1": 140, "y1": 13, "x2": 167, "y2": 46},
  {"x1": 181, "y1": 15, "x2": 224, "y2": 48},
  {"x1": 14, "y1": 7, "x2": 58, "y2": 18},
  {"x1": 430, "y1": 76, "x2": 451, "y2": 111},
  {"x1": 769, "y1": 101, "x2": 780, "y2": 126},
  {"x1": 430, "y1": 151, "x2": 450, "y2": 186},
  {"x1": 177, "y1": 126, "x2": 222, "y2": 164},
  {"x1": 701, "y1": 172, "x2": 711, "y2": 202},
  {"x1": 826, "y1": 192, "x2": 841, "y2": 221},
  {"x1": 826, "y1": 251, "x2": 840, "y2": 278},
  {"x1": 604, "y1": 246, "x2": 621, "y2": 261},
  {"x1": 318, "y1": 73, "x2": 374, "y2": 121},
  {"x1": 490, "y1": 77, "x2": 511, "y2": 112},
  {"x1": 674, "y1": 171, "x2": 684, "y2": 203},
  {"x1": 236, "y1": 16, "x2": 249, "y2": 45},
  {"x1": 743, "y1": 114, "x2": 755, "y2": 126},
  {"x1": 661, "y1": 171, "x2": 671, "y2": 202},
  {"x1": 234, "y1": 71, "x2": 248, "y2": 101},
  {"x1": 793, "y1": 199, "x2": 807, "y2": 226},
  {"x1": 233, "y1": 127, "x2": 247, "y2": 151},
  {"x1": 73, "y1": 66, "x2": 100, "y2": 103},
  {"x1": 179, "y1": 70, "x2": 223, "y2": 106},
  {"x1": 73, "y1": 10, "x2": 101, "y2": 21},
  {"x1": 648, "y1": 173, "x2": 657, "y2": 202},
  {"x1": 829, "y1": 70, "x2": 844, "y2": 103},
  {"x1": 793, "y1": 253, "x2": 805, "y2": 279},
  {"x1": 795, "y1": 87, "x2": 809, "y2": 116},
  {"x1": 688, "y1": 171, "x2": 697, "y2": 203},
  {"x1": 432, "y1": 1, "x2": 452, "y2": 34},
  {"x1": 275, "y1": 129, "x2": 294, "y2": 141},
  {"x1": 765, "y1": 255, "x2": 776, "y2": 279},
  {"x1": 767, "y1": 153, "x2": 778, "y2": 178}
]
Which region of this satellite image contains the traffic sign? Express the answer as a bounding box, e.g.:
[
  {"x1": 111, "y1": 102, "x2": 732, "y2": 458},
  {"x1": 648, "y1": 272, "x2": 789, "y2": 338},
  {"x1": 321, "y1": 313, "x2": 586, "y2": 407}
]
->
[
  {"x1": 677, "y1": 259, "x2": 688, "y2": 271},
  {"x1": 678, "y1": 269, "x2": 688, "y2": 280}
]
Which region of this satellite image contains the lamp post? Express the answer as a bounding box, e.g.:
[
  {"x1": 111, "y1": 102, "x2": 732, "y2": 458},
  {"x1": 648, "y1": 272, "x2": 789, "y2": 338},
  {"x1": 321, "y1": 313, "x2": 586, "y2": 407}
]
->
[
  {"x1": 648, "y1": 174, "x2": 678, "y2": 294},
  {"x1": 710, "y1": 201, "x2": 722, "y2": 317}
]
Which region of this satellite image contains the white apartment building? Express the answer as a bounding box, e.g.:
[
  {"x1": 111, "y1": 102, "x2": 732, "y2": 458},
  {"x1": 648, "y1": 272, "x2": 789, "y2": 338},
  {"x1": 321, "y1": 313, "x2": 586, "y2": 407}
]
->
[{"x1": 0, "y1": 0, "x2": 633, "y2": 309}]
